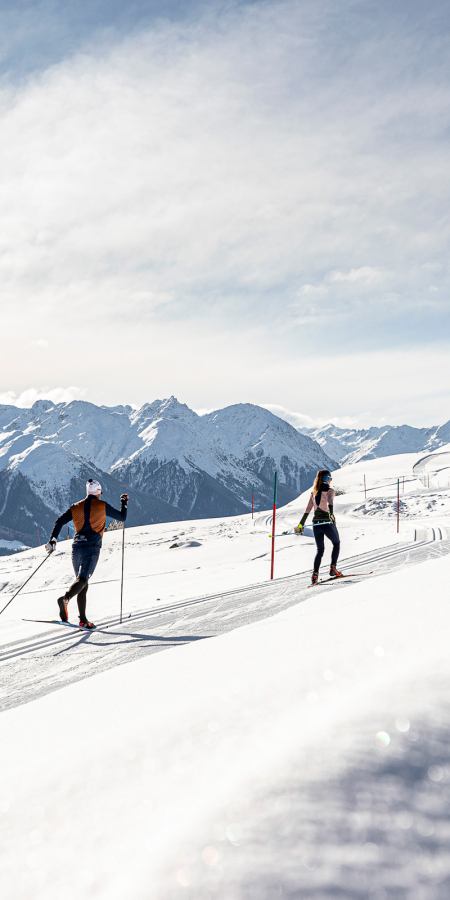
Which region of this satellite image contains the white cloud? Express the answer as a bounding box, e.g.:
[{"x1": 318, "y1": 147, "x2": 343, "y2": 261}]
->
[
  {"x1": 0, "y1": 387, "x2": 87, "y2": 408},
  {"x1": 261, "y1": 404, "x2": 387, "y2": 432},
  {"x1": 298, "y1": 284, "x2": 328, "y2": 296},
  {"x1": 330, "y1": 267, "x2": 384, "y2": 284}
]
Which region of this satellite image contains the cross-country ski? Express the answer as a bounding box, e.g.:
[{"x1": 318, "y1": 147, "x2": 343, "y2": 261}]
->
[
  {"x1": 23, "y1": 618, "x2": 98, "y2": 630},
  {"x1": 308, "y1": 571, "x2": 374, "y2": 586}
]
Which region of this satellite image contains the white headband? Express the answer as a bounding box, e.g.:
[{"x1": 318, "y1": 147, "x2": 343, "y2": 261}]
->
[{"x1": 86, "y1": 479, "x2": 102, "y2": 496}]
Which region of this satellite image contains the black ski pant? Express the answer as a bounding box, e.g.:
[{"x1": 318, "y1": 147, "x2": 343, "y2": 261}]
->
[
  {"x1": 65, "y1": 543, "x2": 101, "y2": 619},
  {"x1": 313, "y1": 523, "x2": 340, "y2": 571}
]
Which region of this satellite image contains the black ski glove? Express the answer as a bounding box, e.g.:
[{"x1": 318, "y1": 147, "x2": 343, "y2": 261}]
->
[{"x1": 120, "y1": 493, "x2": 129, "y2": 510}]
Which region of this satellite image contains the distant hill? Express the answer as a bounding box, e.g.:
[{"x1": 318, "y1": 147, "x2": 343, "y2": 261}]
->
[{"x1": 300, "y1": 421, "x2": 450, "y2": 465}]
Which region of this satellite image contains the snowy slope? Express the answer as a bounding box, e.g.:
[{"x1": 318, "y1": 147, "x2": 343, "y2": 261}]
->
[
  {"x1": 340, "y1": 424, "x2": 434, "y2": 465},
  {"x1": 201, "y1": 403, "x2": 329, "y2": 505},
  {"x1": 1, "y1": 452, "x2": 450, "y2": 897},
  {"x1": 302, "y1": 420, "x2": 450, "y2": 464}
]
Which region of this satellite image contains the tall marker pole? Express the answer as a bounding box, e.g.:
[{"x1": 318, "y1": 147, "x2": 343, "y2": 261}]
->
[
  {"x1": 397, "y1": 478, "x2": 400, "y2": 534},
  {"x1": 120, "y1": 521, "x2": 126, "y2": 624},
  {"x1": 270, "y1": 472, "x2": 278, "y2": 580},
  {"x1": 364, "y1": 475, "x2": 366, "y2": 499},
  {"x1": 251, "y1": 486, "x2": 254, "y2": 519}
]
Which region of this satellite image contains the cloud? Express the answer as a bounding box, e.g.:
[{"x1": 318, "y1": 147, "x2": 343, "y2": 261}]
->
[
  {"x1": 0, "y1": 1, "x2": 448, "y2": 421},
  {"x1": 260, "y1": 404, "x2": 321, "y2": 430},
  {"x1": 0, "y1": 1, "x2": 448, "y2": 328},
  {"x1": 330, "y1": 267, "x2": 384, "y2": 284},
  {"x1": 0, "y1": 387, "x2": 87, "y2": 408},
  {"x1": 260, "y1": 404, "x2": 381, "y2": 431}
]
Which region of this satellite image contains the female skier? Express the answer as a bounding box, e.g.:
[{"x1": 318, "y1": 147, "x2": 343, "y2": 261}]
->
[
  {"x1": 45, "y1": 479, "x2": 128, "y2": 628},
  {"x1": 295, "y1": 469, "x2": 342, "y2": 585}
]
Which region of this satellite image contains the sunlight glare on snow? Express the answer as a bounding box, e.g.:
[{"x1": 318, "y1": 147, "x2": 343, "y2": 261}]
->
[
  {"x1": 395, "y1": 716, "x2": 410, "y2": 732},
  {"x1": 375, "y1": 731, "x2": 390, "y2": 747},
  {"x1": 416, "y1": 818, "x2": 434, "y2": 837},
  {"x1": 226, "y1": 823, "x2": 243, "y2": 843},
  {"x1": 176, "y1": 869, "x2": 191, "y2": 886},
  {"x1": 397, "y1": 810, "x2": 414, "y2": 829},
  {"x1": 201, "y1": 846, "x2": 220, "y2": 865}
]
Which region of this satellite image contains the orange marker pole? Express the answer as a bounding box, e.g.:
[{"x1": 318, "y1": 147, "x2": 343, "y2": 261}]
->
[{"x1": 270, "y1": 472, "x2": 278, "y2": 580}]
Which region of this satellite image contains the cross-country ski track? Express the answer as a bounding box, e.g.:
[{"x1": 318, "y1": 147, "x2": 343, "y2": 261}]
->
[{"x1": 1, "y1": 532, "x2": 449, "y2": 713}]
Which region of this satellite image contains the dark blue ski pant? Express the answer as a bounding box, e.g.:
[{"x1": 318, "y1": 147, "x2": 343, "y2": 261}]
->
[
  {"x1": 72, "y1": 543, "x2": 101, "y2": 580},
  {"x1": 313, "y1": 523, "x2": 340, "y2": 571}
]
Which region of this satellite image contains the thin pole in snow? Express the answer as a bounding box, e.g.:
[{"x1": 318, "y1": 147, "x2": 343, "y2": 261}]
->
[
  {"x1": 120, "y1": 521, "x2": 125, "y2": 624},
  {"x1": 364, "y1": 475, "x2": 366, "y2": 499},
  {"x1": 270, "y1": 472, "x2": 278, "y2": 580},
  {"x1": 403, "y1": 475, "x2": 404, "y2": 493},
  {"x1": 252, "y1": 486, "x2": 254, "y2": 519},
  {"x1": 397, "y1": 478, "x2": 400, "y2": 534}
]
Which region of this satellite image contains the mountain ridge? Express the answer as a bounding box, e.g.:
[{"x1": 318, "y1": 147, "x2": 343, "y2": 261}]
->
[
  {"x1": 300, "y1": 420, "x2": 450, "y2": 465},
  {"x1": 0, "y1": 398, "x2": 336, "y2": 548}
]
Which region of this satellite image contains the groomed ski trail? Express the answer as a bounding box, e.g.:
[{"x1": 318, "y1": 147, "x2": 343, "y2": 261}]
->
[{"x1": 1, "y1": 533, "x2": 449, "y2": 714}]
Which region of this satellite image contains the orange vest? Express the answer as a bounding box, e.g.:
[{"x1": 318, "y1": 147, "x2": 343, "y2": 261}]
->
[{"x1": 71, "y1": 497, "x2": 107, "y2": 538}]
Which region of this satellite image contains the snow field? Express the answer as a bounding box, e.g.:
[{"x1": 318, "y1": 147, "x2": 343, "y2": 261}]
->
[
  {"x1": 2, "y1": 550, "x2": 450, "y2": 898},
  {"x1": 1, "y1": 453, "x2": 450, "y2": 897}
]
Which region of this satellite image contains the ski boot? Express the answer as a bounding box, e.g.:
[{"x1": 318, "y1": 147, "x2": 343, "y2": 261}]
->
[
  {"x1": 78, "y1": 618, "x2": 96, "y2": 630},
  {"x1": 311, "y1": 571, "x2": 319, "y2": 585},
  {"x1": 57, "y1": 595, "x2": 69, "y2": 622},
  {"x1": 329, "y1": 567, "x2": 343, "y2": 579}
]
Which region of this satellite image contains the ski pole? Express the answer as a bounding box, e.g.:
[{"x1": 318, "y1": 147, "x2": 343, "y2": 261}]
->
[
  {"x1": 0, "y1": 550, "x2": 53, "y2": 617},
  {"x1": 120, "y1": 521, "x2": 125, "y2": 624}
]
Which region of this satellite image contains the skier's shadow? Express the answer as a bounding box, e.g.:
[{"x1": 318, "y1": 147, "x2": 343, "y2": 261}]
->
[{"x1": 53, "y1": 629, "x2": 209, "y2": 656}]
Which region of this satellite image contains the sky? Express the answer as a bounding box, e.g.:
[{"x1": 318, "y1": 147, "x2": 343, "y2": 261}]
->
[{"x1": 0, "y1": 0, "x2": 449, "y2": 428}]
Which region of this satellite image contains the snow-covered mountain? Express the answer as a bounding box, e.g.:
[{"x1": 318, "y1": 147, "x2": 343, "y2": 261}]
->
[
  {"x1": 301, "y1": 421, "x2": 450, "y2": 465},
  {"x1": 0, "y1": 398, "x2": 336, "y2": 547}
]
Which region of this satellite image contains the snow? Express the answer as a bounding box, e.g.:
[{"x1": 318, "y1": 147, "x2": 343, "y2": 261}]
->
[
  {"x1": 303, "y1": 420, "x2": 450, "y2": 465},
  {"x1": 1, "y1": 452, "x2": 450, "y2": 897},
  {"x1": 0, "y1": 398, "x2": 334, "y2": 526}
]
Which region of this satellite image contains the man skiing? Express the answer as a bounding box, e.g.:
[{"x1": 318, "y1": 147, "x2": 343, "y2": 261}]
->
[{"x1": 45, "y1": 479, "x2": 128, "y2": 628}]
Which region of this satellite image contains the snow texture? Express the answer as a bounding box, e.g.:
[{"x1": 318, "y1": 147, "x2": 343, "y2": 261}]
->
[{"x1": 1, "y1": 453, "x2": 450, "y2": 897}]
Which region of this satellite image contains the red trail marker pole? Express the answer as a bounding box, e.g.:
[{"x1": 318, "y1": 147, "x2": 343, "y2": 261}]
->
[
  {"x1": 270, "y1": 472, "x2": 278, "y2": 580},
  {"x1": 120, "y1": 520, "x2": 126, "y2": 624},
  {"x1": 397, "y1": 478, "x2": 400, "y2": 534}
]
